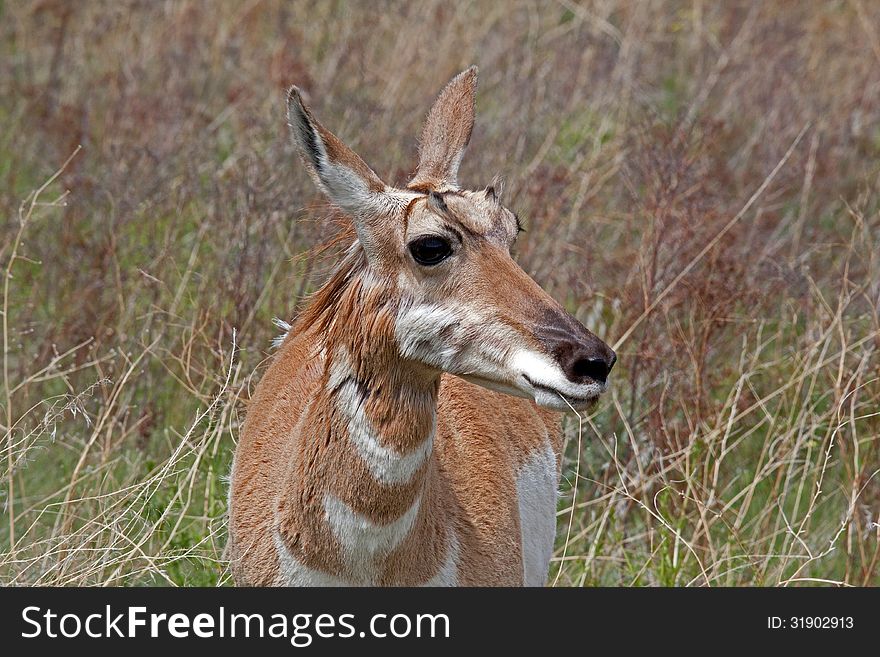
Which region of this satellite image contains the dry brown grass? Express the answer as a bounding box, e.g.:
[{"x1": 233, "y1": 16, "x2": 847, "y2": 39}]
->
[{"x1": 1, "y1": 0, "x2": 878, "y2": 586}]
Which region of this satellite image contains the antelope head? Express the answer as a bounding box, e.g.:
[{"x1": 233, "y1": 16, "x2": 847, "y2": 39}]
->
[{"x1": 287, "y1": 67, "x2": 615, "y2": 411}]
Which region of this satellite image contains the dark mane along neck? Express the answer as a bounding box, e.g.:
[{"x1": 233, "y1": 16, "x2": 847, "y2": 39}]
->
[{"x1": 291, "y1": 237, "x2": 370, "y2": 340}]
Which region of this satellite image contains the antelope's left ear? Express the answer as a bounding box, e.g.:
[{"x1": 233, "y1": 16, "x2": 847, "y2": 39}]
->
[{"x1": 286, "y1": 86, "x2": 387, "y2": 218}]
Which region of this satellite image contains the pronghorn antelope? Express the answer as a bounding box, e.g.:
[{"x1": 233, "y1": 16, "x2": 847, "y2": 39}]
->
[{"x1": 227, "y1": 67, "x2": 616, "y2": 586}]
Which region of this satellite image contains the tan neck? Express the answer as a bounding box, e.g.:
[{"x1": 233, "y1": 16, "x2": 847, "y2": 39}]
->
[
  {"x1": 324, "y1": 338, "x2": 441, "y2": 475},
  {"x1": 321, "y1": 272, "x2": 440, "y2": 458},
  {"x1": 281, "y1": 278, "x2": 454, "y2": 584}
]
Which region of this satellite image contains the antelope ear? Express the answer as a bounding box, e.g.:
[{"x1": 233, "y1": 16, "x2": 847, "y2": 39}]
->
[
  {"x1": 287, "y1": 86, "x2": 387, "y2": 217},
  {"x1": 408, "y1": 66, "x2": 478, "y2": 193}
]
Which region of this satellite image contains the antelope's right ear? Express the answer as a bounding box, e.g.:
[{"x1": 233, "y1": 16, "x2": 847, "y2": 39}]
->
[
  {"x1": 286, "y1": 86, "x2": 387, "y2": 218},
  {"x1": 408, "y1": 66, "x2": 478, "y2": 193}
]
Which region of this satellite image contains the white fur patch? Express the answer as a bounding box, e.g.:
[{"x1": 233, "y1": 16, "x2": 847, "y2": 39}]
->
[
  {"x1": 319, "y1": 162, "x2": 377, "y2": 213},
  {"x1": 330, "y1": 351, "x2": 434, "y2": 485},
  {"x1": 348, "y1": 414, "x2": 434, "y2": 485},
  {"x1": 273, "y1": 518, "x2": 459, "y2": 587},
  {"x1": 394, "y1": 303, "x2": 462, "y2": 370},
  {"x1": 516, "y1": 443, "x2": 559, "y2": 586},
  {"x1": 394, "y1": 302, "x2": 522, "y2": 381},
  {"x1": 394, "y1": 303, "x2": 603, "y2": 410},
  {"x1": 423, "y1": 532, "x2": 460, "y2": 587},
  {"x1": 270, "y1": 317, "x2": 292, "y2": 350},
  {"x1": 273, "y1": 531, "x2": 350, "y2": 586},
  {"x1": 511, "y1": 349, "x2": 605, "y2": 409},
  {"x1": 327, "y1": 351, "x2": 353, "y2": 391},
  {"x1": 511, "y1": 350, "x2": 566, "y2": 387},
  {"x1": 324, "y1": 493, "x2": 421, "y2": 585}
]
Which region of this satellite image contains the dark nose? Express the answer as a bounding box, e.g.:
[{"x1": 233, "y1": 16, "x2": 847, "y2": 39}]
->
[
  {"x1": 557, "y1": 340, "x2": 616, "y2": 385},
  {"x1": 536, "y1": 311, "x2": 617, "y2": 386}
]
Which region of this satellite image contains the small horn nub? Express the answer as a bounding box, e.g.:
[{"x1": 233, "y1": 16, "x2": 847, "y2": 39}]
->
[
  {"x1": 427, "y1": 190, "x2": 448, "y2": 214},
  {"x1": 487, "y1": 174, "x2": 504, "y2": 201}
]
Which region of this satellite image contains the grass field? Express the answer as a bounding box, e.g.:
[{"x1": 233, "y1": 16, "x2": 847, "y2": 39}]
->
[{"x1": 1, "y1": 1, "x2": 878, "y2": 586}]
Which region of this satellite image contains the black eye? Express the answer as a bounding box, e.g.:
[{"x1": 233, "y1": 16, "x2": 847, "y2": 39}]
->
[{"x1": 408, "y1": 235, "x2": 453, "y2": 266}]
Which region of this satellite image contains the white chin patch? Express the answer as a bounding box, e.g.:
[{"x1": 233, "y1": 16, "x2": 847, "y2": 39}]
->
[
  {"x1": 510, "y1": 350, "x2": 606, "y2": 410},
  {"x1": 458, "y1": 350, "x2": 606, "y2": 410}
]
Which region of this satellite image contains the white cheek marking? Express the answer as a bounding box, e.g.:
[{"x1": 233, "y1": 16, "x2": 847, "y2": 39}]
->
[
  {"x1": 394, "y1": 303, "x2": 524, "y2": 379},
  {"x1": 394, "y1": 305, "x2": 606, "y2": 408},
  {"x1": 394, "y1": 303, "x2": 462, "y2": 369},
  {"x1": 324, "y1": 493, "x2": 421, "y2": 585},
  {"x1": 516, "y1": 443, "x2": 559, "y2": 587}
]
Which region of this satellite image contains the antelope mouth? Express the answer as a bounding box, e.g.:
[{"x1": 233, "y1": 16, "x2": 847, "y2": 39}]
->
[
  {"x1": 457, "y1": 369, "x2": 605, "y2": 411},
  {"x1": 521, "y1": 374, "x2": 603, "y2": 410}
]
